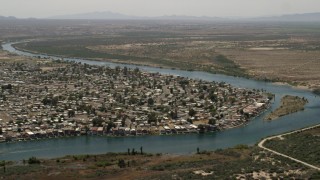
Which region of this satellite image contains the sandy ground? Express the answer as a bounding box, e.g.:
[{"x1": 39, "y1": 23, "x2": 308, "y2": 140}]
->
[{"x1": 218, "y1": 49, "x2": 320, "y2": 90}]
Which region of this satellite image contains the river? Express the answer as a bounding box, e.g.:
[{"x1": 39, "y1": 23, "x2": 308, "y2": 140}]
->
[{"x1": 1, "y1": 42, "x2": 319, "y2": 161}]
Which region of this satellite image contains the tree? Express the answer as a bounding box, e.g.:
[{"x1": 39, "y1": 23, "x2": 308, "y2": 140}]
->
[
  {"x1": 134, "y1": 67, "x2": 140, "y2": 73},
  {"x1": 28, "y1": 157, "x2": 40, "y2": 164},
  {"x1": 129, "y1": 96, "x2": 138, "y2": 105},
  {"x1": 2, "y1": 95, "x2": 6, "y2": 101},
  {"x1": 170, "y1": 109, "x2": 178, "y2": 119},
  {"x1": 99, "y1": 104, "x2": 106, "y2": 112},
  {"x1": 210, "y1": 108, "x2": 217, "y2": 117},
  {"x1": 189, "y1": 108, "x2": 196, "y2": 117},
  {"x1": 147, "y1": 98, "x2": 154, "y2": 106},
  {"x1": 84, "y1": 126, "x2": 90, "y2": 135},
  {"x1": 68, "y1": 110, "x2": 75, "y2": 118},
  {"x1": 123, "y1": 66, "x2": 128, "y2": 75},
  {"x1": 209, "y1": 93, "x2": 218, "y2": 102},
  {"x1": 229, "y1": 97, "x2": 236, "y2": 105},
  {"x1": 147, "y1": 112, "x2": 157, "y2": 124},
  {"x1": 118, "y1": 159, "x2": 126, "y2": 168},
  {"x1": 6, "y1": 84, "x2": 12, "y2": 90},
  {"x1": 107, "y1": 122, "x2": 116, "y2": 132},
  {"x1": 42, "y1": 96, "x2": 58, "y2": 106},
  {"x1": 208, "y1": 119, "x2": 216, "y2": 125},
  {"x1": 92, "y1": 116, "x2": 103, "y2": 127}
]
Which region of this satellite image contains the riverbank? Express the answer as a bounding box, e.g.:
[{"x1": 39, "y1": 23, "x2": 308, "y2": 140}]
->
[
  {"x1": 272, "y1": 82, "x2": 311, "y2": 91},
  {"x1": 12, "y1": 42, "x2": 248, "y2": 77},
  {"x1": 11, "y1": 44, "x2": 174, "y2": 70},
  {"x1": 12, "y1": 41, "x2": 320, "y2": 96},
  {"x1": 1, "y1": 41, "x2": 320, "y2": 161},
  {"x1": 0, "y1": 50, "x2": 272, "y2": 144},
  {"x1": 1, "y1": 144, "x2": 319, "y2": 179},
  {"x1": 264, "y1": 95, "x2": 308, "y2": 121}
]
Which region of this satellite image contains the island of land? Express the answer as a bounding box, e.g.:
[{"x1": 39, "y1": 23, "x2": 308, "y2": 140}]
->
[
  {"x1": 0, "y1": 51, "x2": 271, "y2": 142},
  {"x1": 264, "y1": 95, "x2": 308, "y2": 121}
]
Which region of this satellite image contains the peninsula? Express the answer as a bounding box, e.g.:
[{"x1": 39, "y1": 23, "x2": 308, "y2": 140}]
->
[{"x1": 0, "y1": 52, "x2": 271, "y2": 142}]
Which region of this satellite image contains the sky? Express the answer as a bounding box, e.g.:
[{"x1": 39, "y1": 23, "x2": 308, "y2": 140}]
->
[{"x1": 1, "y1": 0, "x2": 320, "y2": 18}]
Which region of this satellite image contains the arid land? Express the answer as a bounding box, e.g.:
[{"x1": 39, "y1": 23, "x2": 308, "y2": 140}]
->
[
  {"x1": 1, "y1": 20, "x2": 319, "y2": 92},
  {"x1": 264, "y1": 125, "x2": 320, "y2": 168},
  {"x1": 0, "y1": 144, "x2": 319, "y2": 180}
]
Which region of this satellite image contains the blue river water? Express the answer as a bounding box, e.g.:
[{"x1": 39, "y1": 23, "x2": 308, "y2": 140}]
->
[{"x1": 0, "y1": 42, "x2": 319, "y2": 161}]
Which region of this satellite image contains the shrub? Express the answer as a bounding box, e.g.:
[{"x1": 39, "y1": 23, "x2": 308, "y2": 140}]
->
[{"x1": 28, "y1": 157, "x2": 40, "y2": 164}]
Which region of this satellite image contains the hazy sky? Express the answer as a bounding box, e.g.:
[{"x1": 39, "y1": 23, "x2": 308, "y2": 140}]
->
[{"x1": 1, "y1": 0, "x2": 320, "y2": 18}]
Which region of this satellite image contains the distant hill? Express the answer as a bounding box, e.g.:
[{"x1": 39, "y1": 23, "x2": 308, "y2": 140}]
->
[
  {"x1": 154, "y1": 15, "x2": 224, "y2": 21},
  {"x1": 0, "y1": 16, "x2": 17, "y2": 20},
  {"x1": 255, "y1": 12, "x2": 320, "y2": 22},
  {"x1": 49, "y1": 11, "x2": 226, "y2": 21},
  {"x1": 48, "y1": 11, "x2": 320, "y2": 22},
  {"x1": 49, "y1": 11, "x2": 138, "y2": 20}
]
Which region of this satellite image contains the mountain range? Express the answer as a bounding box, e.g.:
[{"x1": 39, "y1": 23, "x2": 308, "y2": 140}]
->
[
  {"x1": 49, "y1": 11, "x2": 225, "y2": 21},
  {"x1": 0, "y1": 16, "x2": 17, "y2": 20},
  {"x1": 49, "y1": 11, "x2": 320, "y2": 22},
  {"x1": 255, "y1": 12, "x2": 320, "y2": 22},
  {"x1": 1, "y1": 12, "x2": 320, "y2": 22}
]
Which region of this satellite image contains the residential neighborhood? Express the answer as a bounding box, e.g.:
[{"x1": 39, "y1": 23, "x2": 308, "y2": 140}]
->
[{"x1": 0, "y1": 59, "x2": 272, "y2": 142}]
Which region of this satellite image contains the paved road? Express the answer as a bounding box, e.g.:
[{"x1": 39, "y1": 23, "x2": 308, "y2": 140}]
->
[{"x1": 258, "y1": 124, "x2": 320, "y2": 171}]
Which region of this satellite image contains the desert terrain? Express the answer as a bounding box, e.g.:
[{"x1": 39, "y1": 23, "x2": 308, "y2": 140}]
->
[
  {"x1": 1, "y1": 145, "x2": 319, "y2": 180},
  {"x1": 1, "y1": 20, "x2": 319, "y2": 92}
]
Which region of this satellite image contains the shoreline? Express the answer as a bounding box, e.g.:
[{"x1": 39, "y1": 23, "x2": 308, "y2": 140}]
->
[
  {"x1": 0, "y1": 102, "x2": 272, "y2": 144},
  {"x1": 0, "y1": 43, "x2": 273, "y2": 144},
  {"x1": 0, "y1": 42, "x2": 319, "y2": 161},
  {"x1": 10, "y1": 42, "x2": 318, "y2": 94},
  {"x1": 272, "y1": 82, "x2": 312, "y2": 92},
  {"x1": 264, "y1": 95, "x2": 308, "y2": 121}
]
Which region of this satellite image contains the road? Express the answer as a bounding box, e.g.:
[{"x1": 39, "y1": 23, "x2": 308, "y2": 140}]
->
[{"x1": 258, "y1": 124, "x2": 320, "y2": 171}]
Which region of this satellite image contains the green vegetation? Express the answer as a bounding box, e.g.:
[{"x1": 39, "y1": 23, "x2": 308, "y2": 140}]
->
[
  {"x1": 0, "y1": 165, "x2": 41, "y2": 176},
  {"x1": 213, "y1": 55, "x2": 246, "y2": 77},
  {"x1": 0, "y1": 161, "x2": 5, "y2": 167},
  {"x1": 146, "y1": 146, "x2": 315, "y2": 179},
  {"x1": 264, "y1": 127, "x2": 320, "y2": 167},
  {"x1": 0, "y1": 145, "x2": 318, "y2": 179},
  {"x1": 13, "y1": 35, "x2": 248, "y2": 77},
  {"x1": 95, "y1": 161, "x2": 113, "y2": 167},
  {"x1": 313, "y1": 88, "x2": 320, "y2": 95},
  {"x1": 28, "y1": 157, "x2": 40, "y2": 164}
]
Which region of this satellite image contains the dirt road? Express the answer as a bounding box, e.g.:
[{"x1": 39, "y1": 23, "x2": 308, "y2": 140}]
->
[{"x1": 258, "y1": 124, "x2": 320, "y2": 171}]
